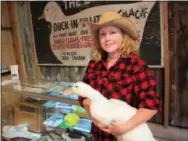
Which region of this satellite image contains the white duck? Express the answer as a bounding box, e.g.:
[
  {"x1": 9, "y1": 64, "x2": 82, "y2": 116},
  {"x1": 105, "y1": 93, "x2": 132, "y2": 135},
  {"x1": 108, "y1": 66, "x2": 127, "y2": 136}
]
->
[
  {"x1": 63, "y1": 82, "x2": 156, "y2": 141},
  {"x1": 38, "y1": 2, "x2": 65, "y2": 22}
]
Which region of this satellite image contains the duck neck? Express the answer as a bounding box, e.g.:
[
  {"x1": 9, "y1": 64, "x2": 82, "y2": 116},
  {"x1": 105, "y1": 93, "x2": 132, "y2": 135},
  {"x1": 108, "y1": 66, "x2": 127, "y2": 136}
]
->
[{"x1": 87, "y1": 90, "x2": 108, "y2": 103}]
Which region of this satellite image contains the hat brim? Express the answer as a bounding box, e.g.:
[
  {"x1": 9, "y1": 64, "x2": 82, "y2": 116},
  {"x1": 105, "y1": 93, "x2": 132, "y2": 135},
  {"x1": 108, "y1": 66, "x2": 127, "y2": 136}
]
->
[{"x1": 88, "y1": 18, "x2": 138, "y2": 40}]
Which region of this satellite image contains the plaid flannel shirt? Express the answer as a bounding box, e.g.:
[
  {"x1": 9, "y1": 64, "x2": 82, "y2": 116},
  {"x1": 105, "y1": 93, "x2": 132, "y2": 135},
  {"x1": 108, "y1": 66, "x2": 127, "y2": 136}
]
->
[{"x1": 79, "y1": 55, "x2": 161, "y2": 141}]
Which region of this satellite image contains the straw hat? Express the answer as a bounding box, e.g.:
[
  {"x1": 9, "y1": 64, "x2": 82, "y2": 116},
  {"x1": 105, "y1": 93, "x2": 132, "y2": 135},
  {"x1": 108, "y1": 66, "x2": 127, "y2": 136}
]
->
[{"x1": 88, "y1": 11, "x2": 138, "y2": 40}]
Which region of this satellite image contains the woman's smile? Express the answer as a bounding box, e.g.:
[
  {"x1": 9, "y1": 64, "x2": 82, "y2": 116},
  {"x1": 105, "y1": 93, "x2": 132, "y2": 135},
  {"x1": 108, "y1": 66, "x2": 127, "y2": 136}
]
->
[{"x1": 104, "y1": 42, "x2": 115, "y2": 47}]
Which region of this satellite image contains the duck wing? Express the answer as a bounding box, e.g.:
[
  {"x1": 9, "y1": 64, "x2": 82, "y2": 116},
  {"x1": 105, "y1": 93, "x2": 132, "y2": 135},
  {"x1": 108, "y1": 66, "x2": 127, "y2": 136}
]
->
[{"x1": 90, "y1": 102, "x2": 114, "y2": 126}]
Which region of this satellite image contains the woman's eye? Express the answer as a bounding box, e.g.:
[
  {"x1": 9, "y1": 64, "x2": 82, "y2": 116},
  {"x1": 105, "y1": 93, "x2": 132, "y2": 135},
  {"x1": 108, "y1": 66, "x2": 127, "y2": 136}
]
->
[
  {"x1": 110, "y1": 31, "x2": 116, "y2": 35},
  {"x1": 99, "y1": 33, "x2": 105, "y2": 37}
]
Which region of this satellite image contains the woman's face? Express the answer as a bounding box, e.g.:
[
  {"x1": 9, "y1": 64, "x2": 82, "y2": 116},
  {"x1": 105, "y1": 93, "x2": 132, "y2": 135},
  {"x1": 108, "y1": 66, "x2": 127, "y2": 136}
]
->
[{"x1": 98, "y1": 25, "x2": 123, "y2": 56}]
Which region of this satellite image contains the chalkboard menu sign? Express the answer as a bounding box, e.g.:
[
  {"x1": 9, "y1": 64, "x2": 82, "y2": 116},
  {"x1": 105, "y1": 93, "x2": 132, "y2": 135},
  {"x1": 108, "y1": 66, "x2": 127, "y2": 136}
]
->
[{"x1": 30, "y1": 1, "x2": 163, "y2": 67}]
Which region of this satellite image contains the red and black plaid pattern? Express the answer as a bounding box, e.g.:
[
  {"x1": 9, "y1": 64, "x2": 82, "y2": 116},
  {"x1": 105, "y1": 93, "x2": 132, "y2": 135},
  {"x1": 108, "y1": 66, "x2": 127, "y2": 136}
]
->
[{"x1": 79, "y1": 56, "x2": 161, "y2": 141}]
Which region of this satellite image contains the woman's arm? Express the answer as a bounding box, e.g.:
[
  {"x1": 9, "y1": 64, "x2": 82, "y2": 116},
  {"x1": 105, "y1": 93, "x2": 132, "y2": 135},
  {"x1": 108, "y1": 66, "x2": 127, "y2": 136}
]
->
[{"x1": 108, "y1": 108, "x2": 157, "y2": 135}]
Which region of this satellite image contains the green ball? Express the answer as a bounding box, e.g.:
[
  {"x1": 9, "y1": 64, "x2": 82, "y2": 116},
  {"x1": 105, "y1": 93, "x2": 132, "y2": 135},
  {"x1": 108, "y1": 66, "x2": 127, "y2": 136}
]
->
[{"x1": 64, "y1": 113, "x2": 80, "y2": 127}]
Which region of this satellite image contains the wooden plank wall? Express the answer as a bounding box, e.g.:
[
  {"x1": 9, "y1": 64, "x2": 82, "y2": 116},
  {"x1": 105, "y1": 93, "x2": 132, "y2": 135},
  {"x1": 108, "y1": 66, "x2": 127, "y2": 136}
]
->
[
  {"x1": 1, "y1": 1, "x2": 23, "y2": 125},
  {"x1": 4, "y1": 1, "x2": 188, "y2": 128},
  {"x1": 14, "y1": 2, "x2": 41, "y2": 79},
  {"x1": 168, "y1": 2, "x2": 188, "y2": 128},
  {"x1": 3, "y1": 1, "x2": 41, "y2": 80},
  {"x1": 1, "y1": 2, "x2": 16, "y2": 66}
]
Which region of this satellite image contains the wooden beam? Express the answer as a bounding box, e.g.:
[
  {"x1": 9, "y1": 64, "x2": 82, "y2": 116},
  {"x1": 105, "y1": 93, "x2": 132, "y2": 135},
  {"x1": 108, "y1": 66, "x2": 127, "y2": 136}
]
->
[
  {"x1": 1, "y1": 30, "x2": 17, "y2": 66},
  {"x1": 173, "y1": 2, "x2": 179, "y2": 127},
  {"x1": 8, "y1": 2, "x2": 27, "y2": 80},
  {"x1": 1, "y1": 2, "x2": 16, "y2": 66},
  {"x1": 1, "y1": 1, "x2": 11, "y2": 27},
  {"x1": 27, "y1": 2, "x2": 41, "y2": 79},
  {"x1": 13, "y1": 2, "x2": 41, "y2": 79},
  {"x1": 161, "y1": 2, "x2": 170, "y2": 128}
]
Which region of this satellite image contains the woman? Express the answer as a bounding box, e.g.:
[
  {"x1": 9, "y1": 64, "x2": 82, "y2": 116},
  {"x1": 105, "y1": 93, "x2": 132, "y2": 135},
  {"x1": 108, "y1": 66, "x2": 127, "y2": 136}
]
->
[{"x1": 79, "y1": 11, "x2": 161, "y2": 141}]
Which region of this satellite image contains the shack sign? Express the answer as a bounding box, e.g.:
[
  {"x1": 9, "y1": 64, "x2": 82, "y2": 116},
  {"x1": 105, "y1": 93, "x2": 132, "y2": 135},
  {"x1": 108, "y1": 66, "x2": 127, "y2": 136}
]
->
[{"x1": 30, "y1": 1, "x2": 163, "y2": 67}]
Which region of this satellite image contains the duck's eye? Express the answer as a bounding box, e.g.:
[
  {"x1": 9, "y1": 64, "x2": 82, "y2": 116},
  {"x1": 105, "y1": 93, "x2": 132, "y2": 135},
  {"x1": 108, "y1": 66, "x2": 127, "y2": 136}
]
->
[{"x1": 75, "y1": 86, "x2": 78, "y2": 88}]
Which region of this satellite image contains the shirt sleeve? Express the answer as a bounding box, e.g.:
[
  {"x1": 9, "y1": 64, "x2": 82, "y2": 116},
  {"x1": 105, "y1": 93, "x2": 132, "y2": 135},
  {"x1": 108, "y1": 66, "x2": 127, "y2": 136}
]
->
[
  {"x1": 133, "y1": 60, "x2": 162, "y2": 111},
  {"x1": 78, "y1": 60, "x2": 94, "y2": 107}
]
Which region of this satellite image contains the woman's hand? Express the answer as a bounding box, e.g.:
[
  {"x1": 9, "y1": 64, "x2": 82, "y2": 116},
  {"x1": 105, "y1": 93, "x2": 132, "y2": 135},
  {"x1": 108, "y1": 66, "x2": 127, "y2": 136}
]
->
[
  {"x1": 108, "y1": 108, "x2": 157, "y2": 135},
  {"x1": 82, "y1": 98, "x2": 91, "y2": 112},
  {"x1": 97, "y1": 124, "x2": 111, "y2": 134},
  {"x1": 108, "y1": 120, "x2": 128, "y2": 135},
  {"x1": 95, "y1": 120, "x2": 125, "y2": 134}
]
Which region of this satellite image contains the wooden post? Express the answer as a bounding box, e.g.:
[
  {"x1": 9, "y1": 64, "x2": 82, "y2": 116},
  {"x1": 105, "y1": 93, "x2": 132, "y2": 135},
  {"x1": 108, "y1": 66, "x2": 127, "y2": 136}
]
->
[
  {"x1": 1, "y1": 2, "x2": 16, "y2": 66},
  {"x1": 27, "y1": 2, "x2": 41, "y2": 79},
  {"x1": 161, "y1": 2, "x2": 170, "y2": 128},
  {"x1": 9, "y1": 2, "x2": 41, "y2": 79},
  {"x1": 173, "y1": 3, "x2": 179, "y2": 127},
  {"x1": 8, "y1": 2, "x2": 27, "y2": 80}
]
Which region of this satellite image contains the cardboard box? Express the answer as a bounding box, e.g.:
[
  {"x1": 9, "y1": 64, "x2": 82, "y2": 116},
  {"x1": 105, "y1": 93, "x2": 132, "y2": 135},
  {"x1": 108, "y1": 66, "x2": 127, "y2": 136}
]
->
[{"x1": 14, "y1": 102, "x2": 45, "y2": 133}]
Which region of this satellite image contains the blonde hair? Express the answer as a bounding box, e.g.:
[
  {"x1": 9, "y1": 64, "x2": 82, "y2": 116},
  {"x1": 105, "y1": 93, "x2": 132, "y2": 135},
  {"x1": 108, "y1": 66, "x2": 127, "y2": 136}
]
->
[{"x1": 91, "y1": 32, "x2": 139, "y2": 63}]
